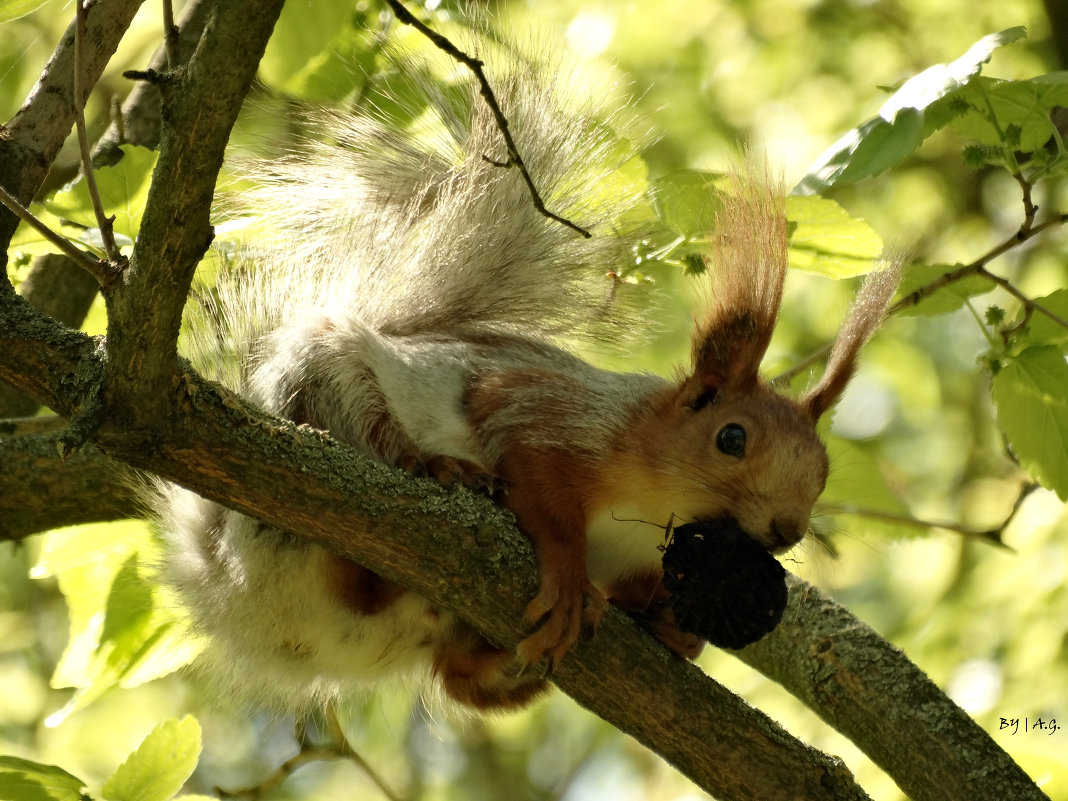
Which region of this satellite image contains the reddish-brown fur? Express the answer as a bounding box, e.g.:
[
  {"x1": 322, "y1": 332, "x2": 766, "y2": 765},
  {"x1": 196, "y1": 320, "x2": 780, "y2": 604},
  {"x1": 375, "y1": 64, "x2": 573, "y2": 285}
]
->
[{"x1": 315, "y1": 179, "x2": 899, "y2": 711}]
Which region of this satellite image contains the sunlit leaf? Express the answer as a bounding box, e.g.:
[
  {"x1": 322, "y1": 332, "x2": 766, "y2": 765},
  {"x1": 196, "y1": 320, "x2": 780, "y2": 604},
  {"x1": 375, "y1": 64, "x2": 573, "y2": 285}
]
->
[
  {"x1": 949, "y1": 73, "x2": 1068, "y2": 152},
  {"x1": 101, "y1": 717, "x2": 202, "y2": 801},
  {"x1": 0, "y1": 756, "x2": 87, "y2": 801},
  {"x1": 650, "y1": 170, "x2": 723, "y2": 239},
  {"x1": 0, "y1": 0, "x2": 49, "y2": 22},
  {"x1": 42, "y1": 146, "x2": 157, "y2": 246},
  {"x1": 795, "y1": 27, "x2": 1027, "y2": 194},
  {"x1": 32, "y1": 523, "x2": 197, "y2": 725},
  {"x1": 991, "y1": 345, "x2": 1068, "y2": 500},
  {"x1": 784, "y1": 196, "x2": 882, "y2": 278},
  {"x1": 1012, "y1": 289, "x2": 1068, "y2": 348}
]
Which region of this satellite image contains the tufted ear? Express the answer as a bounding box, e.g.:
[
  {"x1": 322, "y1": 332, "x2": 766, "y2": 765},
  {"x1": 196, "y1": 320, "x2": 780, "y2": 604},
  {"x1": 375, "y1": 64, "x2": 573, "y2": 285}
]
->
[
  {"x1": 801, "y1": 255, "x2": 905, "y2": 420},
  {"x1": 681, "y1": 173, "x2": 789, "y2": 406}
]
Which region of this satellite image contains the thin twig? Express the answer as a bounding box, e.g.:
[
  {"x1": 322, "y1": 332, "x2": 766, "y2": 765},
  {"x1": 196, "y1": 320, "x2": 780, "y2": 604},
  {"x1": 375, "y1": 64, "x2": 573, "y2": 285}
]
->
[
  {"x1": 162, "y1": 0, "x2": 179, "y2": 68},
  {"x1": 215, "y1": 744, "x2": 336, "y2": 799},
  {"x1": 73, "y1": 0, "x2": 125, "y2": 266},
  {"x1": 383, "y1": 0, "x2": 591, "y2": 238},
  {"x1": 976, "y1": 264, "x2": 1068, "y2": 330},
  {"x1": 326, "y1": 706, "x2": 403, "y2": 801},
  {"x1": 214, "y1": 708, "x2": 402, "y2": 801},
  {"x1": 818, "y1": 502, "x2": 1013, "y2": 550},
  {"x1": 0, "y1": 182, "x2": 107, "y2": 281},
  {"x1": 773, "y1": 209, "x2": 1068, "y2": 385},
  {"x1": 1010, "y1": 171, "x2": 1037, "y2": 235}
]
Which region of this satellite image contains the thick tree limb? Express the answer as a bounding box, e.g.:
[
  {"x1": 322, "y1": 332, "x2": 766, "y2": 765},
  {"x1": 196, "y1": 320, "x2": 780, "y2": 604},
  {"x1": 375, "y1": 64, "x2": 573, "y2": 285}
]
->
[
  {"x1": 0, "y1": 3, "x2": 1049, "y2": 798},
  {"x1": 0, "y1": 254, "x2": 99, "y2": 416},
  {"x1": 102, "y1": 0, "x2": 286, "y2": 424},
  {"x1": 92, "y1": 0, "x2": 216, "y2": 167},
  {"x1": 0, "y1": 418, "x2": 138, "y2": 534},
  {"x1": 0, "y1": 292, "x2": 870, "y2": 801},
  {"x1": 736, "y1": 577, "x2": 1049, "y2": 801}
]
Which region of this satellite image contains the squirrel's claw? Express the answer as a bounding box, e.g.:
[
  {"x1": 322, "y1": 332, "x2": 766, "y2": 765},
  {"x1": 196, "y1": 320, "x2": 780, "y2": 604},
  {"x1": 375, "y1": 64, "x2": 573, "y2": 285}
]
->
[
  {"x1": 422, "y1": 455, "x2": 503, "y2": 495},
  {"x1": 516, "y1": 577, "x2": 607, "y2": 669}
]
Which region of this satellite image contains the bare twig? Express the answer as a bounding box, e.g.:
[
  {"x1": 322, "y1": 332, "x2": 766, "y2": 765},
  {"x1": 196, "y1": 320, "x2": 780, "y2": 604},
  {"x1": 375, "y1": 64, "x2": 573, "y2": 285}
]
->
[
  {"x1": 817, "y1": 502, "x2": 1014, "y2": 549},
  {"x1": 215, "y1": 709, "x2": 401, "y2": 801},
  {"x1": 1011, "y1": 171, "x2": 1037, "y2": 235},
  {"x1": 73, "y1": 0, "x2": 125, "y2": 267},
  {"x1": 326, "y1": 707, "x2": 402, "y2": 801},
  {"x1": 975, "y1": 263, "x2": 1068, "y2": 330},
  {"x1": 0, "y1": 182, "x2": 107, "y2": 281},
  {"x1": 162, "y1": 0, "x2": 180, "y2": 68},
  {"x1": 383, "y1": 0, "x2": 591, "y2": 238},
  {"x1": 773, "y1": 208, "x2": 1068, "y2": 386}
]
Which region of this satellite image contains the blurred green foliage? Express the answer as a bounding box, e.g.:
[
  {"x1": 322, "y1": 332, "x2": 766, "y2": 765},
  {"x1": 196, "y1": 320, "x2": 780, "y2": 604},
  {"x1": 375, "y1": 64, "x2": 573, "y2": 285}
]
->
[{"x1": 2, "y1": 0, "x2": 1067, "y2": 799}]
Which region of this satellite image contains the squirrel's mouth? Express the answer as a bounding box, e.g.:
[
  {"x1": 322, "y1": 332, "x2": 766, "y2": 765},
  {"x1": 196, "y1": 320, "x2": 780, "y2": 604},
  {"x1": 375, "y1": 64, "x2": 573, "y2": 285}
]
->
[{"x1": 691, "y1": 514, "x2": 806, "y2": 554}]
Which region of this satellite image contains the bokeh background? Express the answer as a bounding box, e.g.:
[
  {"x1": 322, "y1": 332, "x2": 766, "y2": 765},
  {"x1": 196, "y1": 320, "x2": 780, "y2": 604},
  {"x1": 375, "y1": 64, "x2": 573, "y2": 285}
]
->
[{"x1": 2, "y1": 0, "x2": 1066, "y2": 798}]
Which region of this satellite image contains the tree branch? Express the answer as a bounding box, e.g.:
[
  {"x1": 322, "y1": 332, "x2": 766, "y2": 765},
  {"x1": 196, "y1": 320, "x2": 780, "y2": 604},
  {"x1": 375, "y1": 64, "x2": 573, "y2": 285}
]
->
[
  {"x1": 92, "y1": 0, "x2": 215, "y2": 167},
  {"x1": 0, "y1": 0, "x2": 145, "y2": 258},
  {"x1": 0, "y1": 421, "x2": 139, "y2": 537},
  {"x1": 0, "y1": 290, "x2": 869, "y2": 801},
  {"x1": 100, "y1": 0, "x2": 286, "y2": 427},
  {"x1": 0, "y1": 254, "x2": 100, "y2": 417},
  {"x1": 736, "y1": 575, "x2": 1048, "y2": 801},
  {"x1": 1, "y1": 282, "x2": 1049, "y2": 800},
  {"x1": 383, "y1": 0, "x2": 592, "y2": 238}
]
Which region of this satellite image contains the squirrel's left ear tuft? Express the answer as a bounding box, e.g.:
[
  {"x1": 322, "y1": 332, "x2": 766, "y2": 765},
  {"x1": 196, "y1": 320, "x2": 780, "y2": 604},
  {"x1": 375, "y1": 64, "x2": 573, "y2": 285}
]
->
[
  {"x1": 801, "y1": 254, "x2": 906, "y2": 420},
  {"x1": 688, "y1": 169, "x2": 789, "y2": 396}
]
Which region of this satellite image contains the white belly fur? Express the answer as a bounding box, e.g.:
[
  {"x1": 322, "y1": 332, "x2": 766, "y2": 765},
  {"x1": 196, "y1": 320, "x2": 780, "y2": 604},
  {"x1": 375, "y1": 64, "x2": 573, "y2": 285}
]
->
[{"x1": 585, "y1": 503, "x2": 673, "y2": 588}]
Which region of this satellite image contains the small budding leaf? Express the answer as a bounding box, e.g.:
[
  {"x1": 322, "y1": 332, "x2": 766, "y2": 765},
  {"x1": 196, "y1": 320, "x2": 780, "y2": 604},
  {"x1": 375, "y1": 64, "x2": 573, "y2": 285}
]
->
[{"x1": 985, "y1": 305, "x2": 1007, "y2": 327}]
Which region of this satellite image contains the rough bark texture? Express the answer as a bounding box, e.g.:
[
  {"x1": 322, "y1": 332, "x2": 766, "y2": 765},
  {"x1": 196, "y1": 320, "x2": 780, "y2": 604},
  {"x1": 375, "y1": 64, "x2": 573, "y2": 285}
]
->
[
  {"x1": 0, "y1": 2, "x2": 1052, "y2": 799},
  {"x1": 0, "y1": 254, "x2": 100, "y2": 416},
  {"x1": 736, "y1": 576, "x2": 1049, "y2": 801},
  {"x1": 0, "y1": 419, "x2": 138, "y2": 533}
]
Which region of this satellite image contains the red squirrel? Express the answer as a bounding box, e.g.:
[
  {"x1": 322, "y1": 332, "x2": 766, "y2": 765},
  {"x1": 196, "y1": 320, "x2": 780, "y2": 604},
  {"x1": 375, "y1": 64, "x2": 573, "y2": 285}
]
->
[{"x1": 153, "y1": 50, "x2": 900, "y2": 712}]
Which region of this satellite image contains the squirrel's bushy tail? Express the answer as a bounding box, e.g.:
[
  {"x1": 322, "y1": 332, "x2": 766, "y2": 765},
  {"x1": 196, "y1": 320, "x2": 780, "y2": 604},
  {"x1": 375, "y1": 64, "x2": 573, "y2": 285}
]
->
[{"x1": 189, "y1": 45, "x2": 650, "y2": 389}]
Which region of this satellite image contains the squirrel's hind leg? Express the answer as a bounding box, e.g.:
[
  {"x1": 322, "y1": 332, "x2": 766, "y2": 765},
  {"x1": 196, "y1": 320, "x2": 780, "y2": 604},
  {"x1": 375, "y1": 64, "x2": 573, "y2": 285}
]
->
[{"x1": 433, "y1": 623, "x2": 549, "y2": 710}]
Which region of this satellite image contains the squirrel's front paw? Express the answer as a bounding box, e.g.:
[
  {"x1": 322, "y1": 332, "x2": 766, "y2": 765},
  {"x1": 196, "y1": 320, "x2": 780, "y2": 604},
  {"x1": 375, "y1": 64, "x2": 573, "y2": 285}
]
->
[
  {"x1": 516, "y1": 577, "x2": 607, "y2": 669},
  {"x1": 423, "y1": 454, "x2": 502, "y2": 495}
]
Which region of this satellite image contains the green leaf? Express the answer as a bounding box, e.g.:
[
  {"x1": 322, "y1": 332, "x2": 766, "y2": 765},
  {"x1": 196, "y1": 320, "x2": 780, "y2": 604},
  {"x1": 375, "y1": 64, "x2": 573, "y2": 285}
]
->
[
  {"x1": 101, "y1": 717, "x2": 202, "y2": 801},
  {"x1": 795, "y1": 27, "x2": 1027, "y2": 194},
  {"x1": 1014, "y1": 289, "x2": 1068, "y2": 348},
  {"x1": 784, "y1": 196, "x2": 883, "y2": 278},
  {"x1": 950, "y1": 73, "x2": 1068, "y2": 152},
  {"x1": 41, "y1": 146, "x2": 157, "y2": 246},
  {"x1": 991, "y1": 345, "x2": 1068, "y2": 500},
  {"x1": 649, "y1": 170, "x2": 723, "y2": 239},
  {"x1": 0, "y1": 756, "x2": 87, "y2": 801},
  {"x1": 259, "y1": 0, "x2": 361, "y2": 96},
  {"x1": 893, "y1": 263, "x2": 993, "y2": 316},
  {"x1": 32, "y1": 523, "x2": 199, "y2": 725}
]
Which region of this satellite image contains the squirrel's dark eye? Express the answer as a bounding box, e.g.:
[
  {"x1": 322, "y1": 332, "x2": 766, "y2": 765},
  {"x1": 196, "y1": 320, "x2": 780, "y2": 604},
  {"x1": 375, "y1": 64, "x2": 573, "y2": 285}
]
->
[{"x1": 716, "y1": 423, "x2": 747, "y2": 458}]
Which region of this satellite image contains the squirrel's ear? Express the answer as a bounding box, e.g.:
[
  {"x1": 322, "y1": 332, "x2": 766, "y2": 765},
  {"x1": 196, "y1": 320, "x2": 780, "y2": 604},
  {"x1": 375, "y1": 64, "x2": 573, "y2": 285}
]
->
[
  {"x1": 684, "y1": 173, "x2": 788, "y2": 403},
  {"x1": 801, "y1": 255, "x2": 905, "y2": 420}
]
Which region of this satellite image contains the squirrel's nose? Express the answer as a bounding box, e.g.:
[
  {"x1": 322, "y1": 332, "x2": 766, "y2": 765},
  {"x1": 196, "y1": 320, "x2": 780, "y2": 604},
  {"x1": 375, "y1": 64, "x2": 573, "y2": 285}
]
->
[{"x1": 767, "y1": 516, "x2": 807, "y2": 552}]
